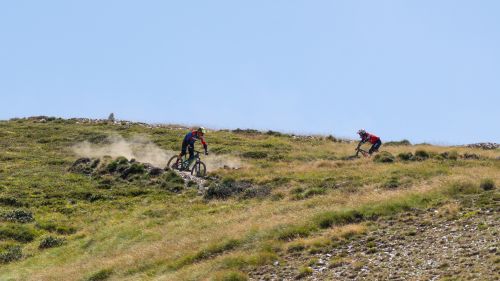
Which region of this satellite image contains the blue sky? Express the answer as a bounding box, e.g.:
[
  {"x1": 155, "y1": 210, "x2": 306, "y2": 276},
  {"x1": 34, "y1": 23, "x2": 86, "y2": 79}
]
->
[{"x1": 1, "y1": 1, "x2": 499, "y2": 144}]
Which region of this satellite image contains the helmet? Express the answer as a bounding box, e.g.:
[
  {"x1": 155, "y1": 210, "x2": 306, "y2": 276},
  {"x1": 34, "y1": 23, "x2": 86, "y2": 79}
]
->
[
  {"x1": 357, "y1": 129, "x2": 366, "y2": 135},
  {"x1": 197, "y1": 127, "x2": 207, "y2": 134}
]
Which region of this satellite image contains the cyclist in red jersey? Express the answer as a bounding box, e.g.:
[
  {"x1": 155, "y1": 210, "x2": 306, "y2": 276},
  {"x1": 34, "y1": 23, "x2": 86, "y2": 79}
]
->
[{"x1": 356, "y1": 129, "x2": 382, "y2": 155}]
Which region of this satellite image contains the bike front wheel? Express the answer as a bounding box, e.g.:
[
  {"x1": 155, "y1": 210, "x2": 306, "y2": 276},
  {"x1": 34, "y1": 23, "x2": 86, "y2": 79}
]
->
[
  {"x1": 166, "y1": 155, "x2": 182, "y2": 171},
  {"x1": 191, "y1": 161, "x2": 206, "y2": 177}
]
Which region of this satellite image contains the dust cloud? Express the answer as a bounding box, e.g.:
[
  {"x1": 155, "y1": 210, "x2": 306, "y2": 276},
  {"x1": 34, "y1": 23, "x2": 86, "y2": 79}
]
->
[
  {"x1": 72, "y1": 135, "x2": 173, "y2": 167},
  {"x1": 72, "y1": 134, "x2": 242, "y2": 171}
]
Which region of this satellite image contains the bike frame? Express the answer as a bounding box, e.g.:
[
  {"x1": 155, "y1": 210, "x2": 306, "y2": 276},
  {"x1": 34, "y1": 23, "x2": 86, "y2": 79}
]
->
[{"x1": 180, "y1": 150, "x2": 201, "y2": 170}]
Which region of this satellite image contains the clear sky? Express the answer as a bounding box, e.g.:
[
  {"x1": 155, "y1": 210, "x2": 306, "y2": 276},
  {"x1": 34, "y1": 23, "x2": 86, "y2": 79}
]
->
[{"x1": 1, "y1": 1, "x2": 499, "y2": 144}]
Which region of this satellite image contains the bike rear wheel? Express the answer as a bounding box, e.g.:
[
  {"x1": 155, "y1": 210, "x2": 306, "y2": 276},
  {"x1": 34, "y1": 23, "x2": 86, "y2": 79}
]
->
[
  {"x1": 166, "y1": 155, "x2": 182, "y2": 171},
  {"x1": 191, "y1": 161, "x2": 206, "y2": 177}
]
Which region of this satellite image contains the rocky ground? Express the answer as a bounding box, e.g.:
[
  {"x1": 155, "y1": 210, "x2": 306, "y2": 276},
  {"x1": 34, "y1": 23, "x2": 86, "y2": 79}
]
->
[
  {"x1": 465, "y1": 143, "x2": 500, "y2": 150},
  {"x1": 249, "y1": 193, "x2": 499, "y2": 281}
]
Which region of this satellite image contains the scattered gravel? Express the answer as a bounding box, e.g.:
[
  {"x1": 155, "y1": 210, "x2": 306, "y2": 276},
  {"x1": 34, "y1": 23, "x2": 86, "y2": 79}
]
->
[{"x1": 249, "y1": 195, "x2": 499, "y2": 281}]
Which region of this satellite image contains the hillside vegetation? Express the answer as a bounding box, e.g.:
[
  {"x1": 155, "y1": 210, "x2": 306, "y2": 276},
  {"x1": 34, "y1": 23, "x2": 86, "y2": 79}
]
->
[{"x1": 0, "y1": 118, "x2": 498, "y2": 281}]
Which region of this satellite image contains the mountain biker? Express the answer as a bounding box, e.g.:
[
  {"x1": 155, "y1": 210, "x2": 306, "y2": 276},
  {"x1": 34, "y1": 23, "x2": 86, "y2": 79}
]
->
[
  {"x1": 176, "y1": 127, "x2": 208, "y2": 169},
  {"x1": 356, "y1": 129, "x2": 382, "y2": 155}
]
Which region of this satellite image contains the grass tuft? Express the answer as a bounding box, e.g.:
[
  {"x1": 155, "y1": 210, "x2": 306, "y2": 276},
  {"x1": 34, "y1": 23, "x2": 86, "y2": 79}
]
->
[
  {"x1": 373, "y1": 152, "x2": 395, "y2": 163},
  {"x1": 39, "y1": 236, "x2": 65, "y2": 249},
  {"x1": 86, "y1": 269, "x2": 113, "y2": 281},
  {"x1": 212, "y1": 270, "x2": 248, "y2": 281},
  {"x1": 480, "y1": 178, "x2": 496, "y2": 191}
]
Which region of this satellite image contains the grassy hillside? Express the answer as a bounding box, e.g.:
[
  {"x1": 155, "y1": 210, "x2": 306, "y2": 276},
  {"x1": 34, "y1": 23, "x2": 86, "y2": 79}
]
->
[{"x1": 0, "y1": 118, "x2": 498, "y2": 281}]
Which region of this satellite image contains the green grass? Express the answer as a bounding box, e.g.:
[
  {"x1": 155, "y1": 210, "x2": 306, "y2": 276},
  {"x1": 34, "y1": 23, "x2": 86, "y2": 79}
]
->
[{"x1": 0, "y1": 118, "x2": 498, "y2": 280}]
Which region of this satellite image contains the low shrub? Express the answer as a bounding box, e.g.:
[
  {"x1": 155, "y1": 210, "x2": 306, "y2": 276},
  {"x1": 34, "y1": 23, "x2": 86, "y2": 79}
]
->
[
  {"x1": 204, "y1": 180, "x2": 254, "y2": 200},
  {"x1": 265, "y1": 130, "x2": 283, "y2": 137},
  {"x1": 314, "y1": 209, "x2": 363, "y2": 229},
  {"x1": 232, "y1": 128, "x2": 261, "y2": 134},
  {"x1": 384, "y1": 140, "x2": 412, "y2": 146},
  {"x1": 39, "y1": 236, "x2": 65, "y2": 249},
  {"x1": 0, "y1": 245, "x2": 22, "y2": 264},
  {"x1": 414, "y1": 149, "x2": 430, "y2": 160},
  {"x1": 446, "y1": 181, "x2": 481, "y2": 196},
  {"x1": 397, "y1": 152, "x2": 413, "y2": 161},
  {"x1": 120, "y1": 163, "x2": 146, "y2": 179},
  {"x1": 303, "y1": 188, "x2": 326, "y2": 198},
  {"x1": 0, "y1": 197, "x2": 24, "y2": 207},
  {"x1": 0, "y1": 224, "x2": 38, "y2": 242},
  {"x1": 287, "y1": 242, "x2": 306, "y2": 253},
  {"x1": 36, "y1": 221, "x2": 76, "y2": 235},
  {"x1": 275, "y1": 225, "x2": 315, "y2": 241},
  {"x1": 383, "y1": 177, "x2": 400, "y2": 189},
  {"x1": 463, "y1": 153, "x2": 480, "y2": 160},
  {"x1": 212, "y1": 270, "x2": 248, "y2": 281},
  {"x1": 241, "y1": 151, "x2": 268, "y2": 159},
  {"x1": 159, "y1": 171, "x2": 185, "y2": 193},
  {"x1": 163, "y1": 170, "x2": 184, "y2": 184},
  {"x1": 480, "y1": 179, "x2": 495, "y2": 191},
  {"x1": 240, "y1": 186, "x2": 271, "y2": 199},
  {"x1": 86, "y1": 269, "x2": 113, "y2": 281},
  {"x1": 440, "y1": 151, "x2": 458, "y2": 160},
  {"x1": 296, "y1": 266, "x2": 313, "y2": 278},
  {"x1": 373, "y1": 152, "x2": 395, "y2": 163},
  {"x1": 290, "y1": 187, "x2": 304, "y2": 195},
  {"x1": 1, "y1": 209, "x2": 34, "y2": 223},
  {"x1": 172, "y1": 239, "x2": 242, "y2": 270}
]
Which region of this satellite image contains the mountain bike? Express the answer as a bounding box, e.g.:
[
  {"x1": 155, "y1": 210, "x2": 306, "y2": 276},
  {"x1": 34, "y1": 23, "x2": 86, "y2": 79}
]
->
[
  {"x1": 166, "y1": 150, "x2": 207, "y2": 177},
  {"x1": 355, "y1": 147, "x2": 370, "y2": 157},
  {"x1": 345, "y1": 147, "x2": 370, "y2": 160}
]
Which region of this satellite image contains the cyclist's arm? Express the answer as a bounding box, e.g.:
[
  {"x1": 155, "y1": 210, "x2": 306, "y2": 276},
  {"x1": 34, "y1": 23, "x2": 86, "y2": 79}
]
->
[
  {"x1": 356, "y1": 140, "x2": 364, "y2": 149},
  {"x1": 201, "y1": 137, "x2": 208, "y2": 153}
]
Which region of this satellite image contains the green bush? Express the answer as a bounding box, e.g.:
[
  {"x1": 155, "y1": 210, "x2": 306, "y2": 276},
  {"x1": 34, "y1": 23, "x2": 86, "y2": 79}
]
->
[
  {"x1": 480, "y1": 179, "x2": 495, "y2": 191},
  {"x1": 0, "y1": 224, "x2": 38, "y2": 242},
  {"x1": 287, "y1": 242, "x2": 306, "y2": 253},
  {"x1": 241, "y1": 151, "x2": 268, "y2": 159},
  {"x1": 314, "y1": 209, "x2": 363, "y2": 229},
  {"x1": 86, "y1": 269, "x2": 113, "y2": 281},
  {"x1": 463, "y1": 153, "x2": 480, "y2": 160},
  {"x1": 265, "y1": 130, "x2": 282, "y2": 137},
  {"x1": 159, "y1": 171, "x2": 185, "y2": 192},
  {"x1": 163, "y1": 170, "x2": 184, "y2": 184},
  {"x1": 303, "y1": 188, "x2": 326, "y2": 198},
  {"x1": 373, "y1": 152, "x2": 395, "y2": 163},
  {"x1": 204, "y1": 180, "x2": 254, "y2": 200},
  {"x1": 213, "y1": 270, "x2": 248, "y2": 281},
  {"x1": 120, "y1": 163, "x2": 146, "y2": 179},
  {"x1": 397, "y1": 152, "x2": 414, "y2": 161},
  {"x1": 296, "y1": 266, "x2": 313, "y2": 278},
  {"x1": 0, "y1": 197, "x2": 24, "y2": 207},
  {"x1": 383, "y1": 177, "x2": 400, "y2": 189},
  {"x1": 414, "y1": 150, "x2": 430, "y2": 160},
  {"x1": 172, "y1": 239, "x2": 242, "y2": 270},
  {"x1": 39, "y1": 236, "x2": 65, "y2": 249},
  {"x1": 240, "y1": 186, "x2": 271, "y2": 199},
  {"x1": 446, "y1": 181, "x2": 481, "y2": 196},
  {"x1": 275, "y1": 225, "x2": 315, "y2": 241},
  {"x1": 36, "y1": 221, "x2": 76, "y2": 235},
  {"x1": 440, "y1": 151, "x2": 458, "y2": 160},
  {"x1": 0, "y1": 245, "x2": 22, "y2": 264},
  {"x1": 384, "y1": 140, "x2": 412, "y2": 146},
  {"x1": 1, "y1": 209, "x2": 34, "y2": 223}
]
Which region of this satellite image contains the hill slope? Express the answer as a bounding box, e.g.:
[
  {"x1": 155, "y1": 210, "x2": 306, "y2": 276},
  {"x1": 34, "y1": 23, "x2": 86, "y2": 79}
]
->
[{"x1": 0, "y1": 118, "x2": 498, "y2": 281}]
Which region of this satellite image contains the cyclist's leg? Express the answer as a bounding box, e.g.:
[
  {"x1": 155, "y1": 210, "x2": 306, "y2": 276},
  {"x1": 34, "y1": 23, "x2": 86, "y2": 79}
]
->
[
  {"x1": 186, "y1": 144, "x2": 195, "y2": 166},
  {"x1": 369, "y1": 140, "x2": 382, "y2": 154},
  {"x1": 178, "y1": 141, "x2": 188, "y2": 165}
]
